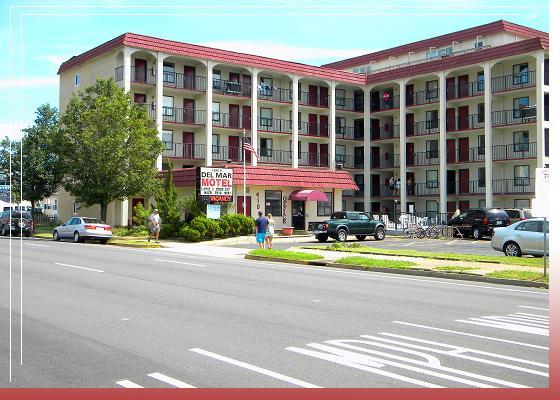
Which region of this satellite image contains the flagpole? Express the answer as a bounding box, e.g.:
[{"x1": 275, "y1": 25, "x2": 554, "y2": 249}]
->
[{"x1": 243, "y1": 128, "x2": 247, "y2": 216}]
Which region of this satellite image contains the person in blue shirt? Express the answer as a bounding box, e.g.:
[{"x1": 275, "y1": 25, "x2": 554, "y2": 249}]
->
[{"x1": 254, "y1": 211, "x2": 269, "y2": 249}]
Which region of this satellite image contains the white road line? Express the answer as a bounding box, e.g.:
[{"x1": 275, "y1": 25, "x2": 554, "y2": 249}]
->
[
  {"x1": 154, "y1": 259, "x2": 205, "y2": 267},
  {"x1": 445, "y1": 240, "x2": 458, "y2": 245},
  {"x1": 392, "y1": 321, "x2": 548, "y2": 350},
  {"x1": 481, "y1": 316, "x2": 549, "y2": 328},
  {"x1": 402, "y1": 242, "x2": 416, "y2": 247},
  {"x1": 519, "y1": 306, "x2": 549, "y2": 311},
  {"x1": 456, "y1": 318, "x2": 548, "y2": 336},
  {"x1": 24, "y1": 243, "x2": 50, "y2": 248},
  {"x1": 470, "y1": 241, "x2": 478, "y2": 244},
  {"x1": 147, "y1": 372, "x2": 196, "y2": 388},
  {"x1": 515, "y1": 312, "x2": 549, "y2": 320},
  {"x1": 116, "y1": 380, "x2": 143, "y2": 388},
  {"x1": 189, "y1": 348, "x2": 321, "y2": 388},
  {"x1": 53, "y1": 262, "x2": 104, "y2": 273}
]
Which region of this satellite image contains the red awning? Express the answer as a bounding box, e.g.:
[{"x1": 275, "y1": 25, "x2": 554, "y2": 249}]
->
[{"x1": 289, "y1": 190, "x2": 328, "y2": 202}]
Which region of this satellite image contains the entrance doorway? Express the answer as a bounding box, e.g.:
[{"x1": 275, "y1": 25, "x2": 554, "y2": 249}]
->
[
  {"x1": 292, "y1": 200, "x2": 305, "y2": 230},
  {"x1": 236, "y1": 196, "x2": 252, "y2": 217}
]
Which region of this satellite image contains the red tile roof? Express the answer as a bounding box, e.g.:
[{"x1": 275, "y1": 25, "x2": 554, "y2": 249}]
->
[{"x1": 323, "y1": 20, "x2": 549, "y2": 70}]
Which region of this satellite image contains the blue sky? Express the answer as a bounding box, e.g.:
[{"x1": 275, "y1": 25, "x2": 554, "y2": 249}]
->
[{"x1": 1, "y1": 0, "x2": 549, "y2": 137}]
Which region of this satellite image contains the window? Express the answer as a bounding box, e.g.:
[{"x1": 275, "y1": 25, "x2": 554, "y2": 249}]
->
[
  {"x1": 355, "y1": 174, "x2": 364, "y2": 192},
  {"x1": 478, "y1": 167, "x2": 485, "y2": 187},
  {"x1": 335, "y1": 116, "x2": 346, "y2": 135},
  {"x1": 317, "y1": 192, "x2": 333, "y2": 216},
  {"x1": 513, "y1": 63, "x2": 529, "y2": 85},
  {"x1": 212, "y1": 102, "x2": 221, "y2": 122},
  {"x1": 354, "y1": 202, "x2": 364, "y2": 212},
  {"x1": 163, "y1": 62, "x2": 175, "y2": 84},
  {"x1": 335, "y1": 144, "x2": 346, "y2": 163},
  {"x1": 476, "y1": 71, "x2": 484, "y2": 92},
  {"x1": 478, "y1": 135, "x2": 485, "y2": 155},
  {"x1": 516, "y1": 220, "x2": 543, "y2": 233},
  {"x1": 289, "y1": 140, "x2": 302, "y2": 160},
  {"x1": 163, "y1": 96, "x2": 174, "y2": 117},
  {"x1": 477, "y1": 103, "x2": 485, "y2": 123},
  {"x1": 425, "y1": 80, "x2": 438, "y2": 100},
  {"x1": 513, "y1": 131, "x2": 529, "y2": 152},
  {"x1": 260, "y1": 107, "x2": 273, "y2": 127},
  {"x1": 426, "y1": 110, "x2": 438, "y2": 129},
  {"x1": 212, "y1": 69, "x2": 221, "y2": 89},
  {"x1": 474, "y1": 39, "x2": 484, "y2": 49},
  {"x1": 513, "y1": 97, "x2": 530, "y2": 119},
  {"x1": 426, "y1": 200, "x2": 438, "y2": 218},
  {"x1": 478, "y1": 199, "x2": 486, "y2": 208},
  {"x1": 260, "y1": 138, "x2": 272, "y2": 157},
  {"x1": 264, "y1": 190, "x2": 282, "y2": 216},
  {"x1": 426, "y1": 140, "x2": 438, "y2": 159},
  {"x1": 335, "y1": 88, "x2": 346, "y2": 107},
  {"x1": 514, "y1": 165, "x2": 530, "y2": 186},
  {"x1": 74, "y1": 73, "x2": 80, "y2": 86},
  {"x1": 426, "y1": 170, "x2": 438, "y2": 188},
  {"x1": 259, "y1": 77, "x2": 273, "y2": 96},
  {"x1": 212, "y1": 134, "x2": 220, "y2": 154},
  {"x1": 426, "y1": 46, "x2": 452, "y2": 59},
  {"x1": 162, "y1": 130, "x2": 173, "y2": 150},
  {"x1": 514, "y1": 199, "x2": 531, "y2": 208},
  {"x1": 358, "y1": 213, "x2": 370, "y2": 221}
]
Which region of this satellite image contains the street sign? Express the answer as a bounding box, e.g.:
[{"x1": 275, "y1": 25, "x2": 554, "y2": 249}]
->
[
  {"x1": 206, "y1": 204, "x2": 221, "y2": 220},
  {"x1": 197, "y1": 167, "x2": 234, "y2": 203}
]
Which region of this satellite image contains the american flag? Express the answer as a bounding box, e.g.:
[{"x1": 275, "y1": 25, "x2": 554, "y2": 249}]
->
[{"x1": 242, "y1": 137, "x2": 259, "y2": 161}]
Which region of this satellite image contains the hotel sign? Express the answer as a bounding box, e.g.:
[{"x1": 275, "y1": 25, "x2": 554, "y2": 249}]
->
[{"x1": 197, "y1": 167, "x2": 234, "y2": 203}]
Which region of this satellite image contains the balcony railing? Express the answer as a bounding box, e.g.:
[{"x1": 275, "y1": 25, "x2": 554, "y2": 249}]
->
[
  {"x1": 299, "y1": 91, "x2": 329, "y2": 108},
  {"x1": 409, "y1": 120, "x2": 440, "y2": 136},
  {"x1": 299, "y1": 152, "x2": 330, "y2": 167},
  {"x1": 212, "y1": 145, "x2": 243, "y2": 162},
  {"x1": 406, "y1": 90, "x2": 439, "y2": 107},
  {"x1": 212, "y1": 79, "x2": 251, "y2": 97},
  {"x1": 163, "y1": 143, "x2": 206, "y2": 159},
  {"x1": 410, "y1": 182, "x2": 440, "y2": 197},
  {"x1": 335, "y1": 154, "x2": 359, "y2": 168},
  {"x1": 257, "y1": 118, "x2": 292, "y2": 134},
  {"x1": 373, "y1": 153, "x2": 400, "y2": 169},
  {"x1": 408, "y1": 151, "x2": 439, "y2": 167},
  {"x1": 371, "y1": 94, "x2": 400, "y2": 112},
  {"x1": 335, "y1": 97, "x2": 357, "y2": 112},
  {"x1": 257, "y1": 149, "x2": 291, "y2": 165},
  {"x1": 447, "y1": 114, "x2": 485, "y2": 132},
  {"x1": 136, "y1": 103, "x2": 156, "y2": 120},
  {"x1": 212, "y1": 112, "x2": 251, "y2": 129},
  {"x1": 300, "y1": 121, "x2": 330, "y2": 137},
  {"x1": 492, "y1": 178, "x2": 535, "y2": 194},
  {"x1": 492, "y1": 108, "x2": 537, "y2": 127},
  {"x1": 335, "y1": 125, "x2": 356, "y2": 140},
  {"x1": 130, "y1": 66, "x2": 157, "y2": 85},
  {"x1": 162, "y1": 107, "x2": 206, "y2": 125},
  {"x1": 257, "y1": 86, "x2": 292, "y2": 103},
  {"x1": 371, "y1": 185, "x2": 399, "y2": 198},
  {"x1": 372, "y1": 124, "x2": 399, "y2": 140},
  {"x1": 492, "y1": 142, "x2": 537, "y2": 161},
  {"x1": 163, "y1": 72, "x2": 207, "y2": 91},
  {"x1": 447, "y1": 146, "x2": 485, "y2": 164},
  {"x1": 446, "y1": 81, "x2": 484, "y2": 100},
  {"x1": 491, "y1": 71, "x2": 536, "y2": 93}
]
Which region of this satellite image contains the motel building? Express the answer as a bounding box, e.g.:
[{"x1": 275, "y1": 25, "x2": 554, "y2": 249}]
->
[{"x1": 56, "y1": 20, "x2": 549, "y2": 228}]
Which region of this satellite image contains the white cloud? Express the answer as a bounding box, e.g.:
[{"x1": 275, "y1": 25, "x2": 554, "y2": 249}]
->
[
  {"x1": 198, "y1": 40, "x2": 374, "y2": 63},
  {"x1": 0, "y1": 76, "x2": 59, "y2": 89},
  {"x1": 0, "y1": 122, "x2": 29, "y2": 140},
  {"x1": 42, "y1": 54, "x2": 72, "y2": 67}
]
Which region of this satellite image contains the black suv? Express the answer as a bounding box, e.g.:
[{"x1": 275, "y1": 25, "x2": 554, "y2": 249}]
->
[
  {"x1": 0, "y1": 210, "x2": 33, "y2": 237},
  {"x1": 447, "y1": 208, "x2": 510, "y2": 239}
]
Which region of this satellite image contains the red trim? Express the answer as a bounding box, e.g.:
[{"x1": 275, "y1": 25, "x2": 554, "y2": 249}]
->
[{"x1": 57, "y1": 34, "x2": 126, "y2": 74}]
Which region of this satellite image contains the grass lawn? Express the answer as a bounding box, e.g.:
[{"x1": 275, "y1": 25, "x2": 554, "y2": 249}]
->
[
  {"x1": 485, "y1": 270, "x2": 549, "y2": 284},
  {"x1": 335, "y1": 256, "x2": 417, "y2": 269},
  {"x1": 108, "y1": 238, "x2": 160, "y2": 248},
  {"x1": 248, "y1": 249, "x2": 324, "y2": 261},
  {"x1": 434, "y1": 266, "x2": 479, "y2": 273},
  {"x1": 304, "y1": 244, "x2": 544, "y2": 267}
]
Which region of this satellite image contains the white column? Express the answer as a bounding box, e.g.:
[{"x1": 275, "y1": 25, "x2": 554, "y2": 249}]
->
[
  {"x1": 205, "y1": 61, "x2": 215, "y2": 166},
  {"x1": 399, "y1": 80, "x2": 407, "y2": 213},
  {"x1": 363, "y1": 87, "x2": 371, "y2": 213},
  {"x1": 123, "y1": 47, "x2": 132, "y2": 92},
  {"x1": 535, "y1": 51, "x2": 546, "y2": 168},
  {"x1": 251, "y1": 68, "x2": 259, "y2": 166},
  {"x1": 329, "y1": 82, "x2": 336, "y2": 170},
  {"x1": 291, "y1": 75, "x2": 300, "y2": 169},
  {"x1": 156, "y1": 52, "x2": 165, "y2": 171},
  {"x1": 484, "y1": 61, "x2": 493, "y2": 207},
  {"x1": 438, "y1": 72, "x2": 447, "y2": 216}
]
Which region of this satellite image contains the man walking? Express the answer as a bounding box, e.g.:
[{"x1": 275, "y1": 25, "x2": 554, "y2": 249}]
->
[
  {"x1": 254, "y1": 211, "x2": 269, "y2": 249},
  {"x1": 148, "y1": 209, "x2": 161, "y2": 243}
]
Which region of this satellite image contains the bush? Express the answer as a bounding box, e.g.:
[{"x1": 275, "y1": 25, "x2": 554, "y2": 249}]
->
[
  {"x1": 218, "y1": 219, "x2": 230, "y2": 237},
  {"x1": 222, "y1": 214, "x2": 240, "y2": 235},
  {"x1": 159, "y1": 223, "x2": 179, "y2": 239},
  {"x1": 179, "y1": 225, "x2": 202, "y2": 242},
  {"x1": 189, "y1": 216, "x2": 208, "y2": 237},
  {"x1": 204, "y1": 219, "x2": 223, "y2": 239},
  {"x1": 230, "y1": 214, "x2": 254, "y2": 235},
  {"x1": 132, "y1": 202, "x2": 150, "y2": 226}
]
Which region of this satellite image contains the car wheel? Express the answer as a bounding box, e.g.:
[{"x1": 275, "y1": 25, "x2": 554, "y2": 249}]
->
[
  {"x1": 1, "y1": 225, "x2": 7, "y2": 236},
  {"x1": 356, "y1": 235, "x2": 367, "y2": 241},
  {"x1": 73, "y1": 231, "x2": 82, "y2": 243},
  {"x1": 374, "y1": 227, "x2": 385, "y2": 241},
  {"x1": 99, "y1": 239, "x2": 108, "y2": 245},
  {"x1": 316, "y1": 233, "x2": 328, "y2": 243},
  {"x1": 24, "y1": 232, "x2": 30, "y2": 238},
  {"x1": 336, "y1": 229, "x2": 348, "y2": 242},
  {"x1": 472, "y1": 226, "x2": 482, "y2": 240},
  {"x1": 504, "y1": 241, "x2": 522, "y2": 257},
  {"x1": 53, "y1": 230, "x2": 60, "y2": 241}
]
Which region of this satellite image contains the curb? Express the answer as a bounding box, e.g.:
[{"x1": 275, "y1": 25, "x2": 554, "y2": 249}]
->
[
  {"x1": 244, "y1": 255, "x2": 548, "y2": 289},
  {"x1": 108, "y1": 242, "x2": 161, "y2": 249}
]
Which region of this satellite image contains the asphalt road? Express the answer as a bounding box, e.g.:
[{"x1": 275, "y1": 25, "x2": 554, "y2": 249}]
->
[{"x1": 0, "y1": 236, "x2": 549, "y2": 388}]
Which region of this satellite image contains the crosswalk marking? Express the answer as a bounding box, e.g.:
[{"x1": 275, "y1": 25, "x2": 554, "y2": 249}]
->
[
  {"x1": 519, "y1": 306, "x2": 548, "y2": 311},
  {"x1": 480, "y1": 316, "x2": 548, "y2": 328},
  {"x1": 514, "y1": 312, "x2": 549, "y2": 320},
  {"x1": 147, "y1": 372, "x2": 196, "y2": 388},
  {"x1": 116, "y1": 380, "x2": 143, "y2": 388},
  {"x1": 456, "y1": 317, "x2": 549, "y2": 336}
]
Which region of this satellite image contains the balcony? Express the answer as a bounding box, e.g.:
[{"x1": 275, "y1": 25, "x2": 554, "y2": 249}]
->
[
  {"x1": 130, "y1": 66, "x2": 157, "y2": 85},
  {"x1": 491, "y1": 108, "x2": 536, "y2": 127},
  {"x1": 257, "y1": 86, "x2": 292, "y2": 103},
  {"x1": 491, "y1": 71, "x2": 536, "y2": 93},
  {"x1": 299, "y1": 152, "x2": 330, "y2": 167},
  {"x1": 212, "y1": 79, "x2": 251, "y2": 97},
  {"x1": 407, "y1": 151, "x2": 439, "y2": 167},
  {"x1": 371, "y1": 124, "x2": 399, "y2": 140},
  {"x1": 136, "y1": 103, "x2": 156, "y2": 120},
  {"x1": 335, "y1": 97, "x2": 359, "y2": 112},
  {"x1": 163, "y1": 72, "x2": 206, "y2": 91},
  {"x1": 408, "y1": 120, "x2": 440, "y2": 136},
  {"x1": 211, "y1": 145, "x2": 244, "y2": 162},
  {"x1": 373, "y1": 153, "x2": 400, "y2": 169},
  {"x1": 162, "y1": 107, "x2": 206, "y2": 125},
  {"x1": 406, "y1": 90, "x2": 439, "y2": 107},
  {"x1": 371, "y1": 94, "x2": 400, "y2": 112},
  {"x1": 299, "y1": 91, "x2": 329, "y2": 108},
  {"x1": 371, "y1": 185, "x2": 398, "y2": 198},
  {"x1": 163, "y1": 143, "x2": 206, "y2": 160},
  {"x1": 409, "y1": 182, "x2": 440, "y2": 197},
  {"x1": 212, "y1": 112, "x2": 251, "y2": 130},
  {"x1": 447, "y1": 114, "x2": 485, "y2": 132},
  {"x1": 446, "y1": 81, "x2": 484, "y2": 100},
  {"x1": 492, "y1": 178, "x2": 535, "y2": 194},
  {"x1": 492, "y1": 142, "x2": 537, "y2": 161},
  {"x1": 447, "y1": 146, "x2": 485, "y2": 164},
  {"x1": 335, "y1": 125, "x2": 356, "y2": 140},
  {"x1": 300, "y1": 121, "x2": 330, "y2": 137},
  {"x1": 335, "y1": 154, "x2": 359, "y2": 169},
  {"x1": 258, "y1": 118, "x2": 292, "y2": 134},
  {"x1": 258, "y1": 149, "x2": 292, "y2": 165}
]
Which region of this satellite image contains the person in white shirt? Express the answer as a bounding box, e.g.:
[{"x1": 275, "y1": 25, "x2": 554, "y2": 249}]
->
[
  {"x1": 148, "y1": 209, "x2": 161, "y2": 243},
  {"x1": 265, "y1": 213, "x2": 275, "y2": 249}
]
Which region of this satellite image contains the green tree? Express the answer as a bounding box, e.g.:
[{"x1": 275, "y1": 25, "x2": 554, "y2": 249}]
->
[
  {"x1": 0, "y1": 138, "x2": 21, "y2": 203},
  {"x1": 56, "y1": 78, "x2": 163, "y2": 222},
  {"x1": 155, "y1": 161, "x2": 182, "y2": 225}
]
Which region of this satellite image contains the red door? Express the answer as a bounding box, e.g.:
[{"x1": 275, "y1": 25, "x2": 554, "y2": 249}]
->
[
  {"x1": 447, "y1": 201, "x2": 456, "y2": 216},
  {"x1": 236, "y1": 196, "x2": 252, "y2": 217},
  {"x1": 308, "y1": 142, "x2": 318, "y2": 166},
  {"x1": 446, "y1": 108, "x2": 456, "y2": 132},
  {"x1": 446, "y1": 138, "x2": 456, "y2": 163},
  {"x1": 184, "y1": 66, "x2": 195, "y2": 90},
  {"x1": 446, "y1": 77, "x2": 456, "y2": 100},
  {"x1": 405, "y1": 84, "x2": 414, "y2": 106},
  {"x1": 319, "y1": 115, "x2": 329, "y2": 136},
  {"x1": 371, "y1": 175, "x2": 380, "y2": 196},
  {"x1": 406, "y1": 172, "x2": 415, "y2": 196},
  {"x1": 242, "y1": 105, "x2": 251, "y2": 129},
  {"x1": 372, "y1": 147, "x2": 380, "y2": 168},
  {"x1": 406, "y1": 143, "x2": 414, "y2": 166},
  {"x1": 308, "y1": 114, "x2": 318, "y2": 136},
  {"x1": 134, "y1": 59, "x2": 147, "y2": 82},
  {"x1": 229, "y1": 136, "x2": 240, "y2": 162},
  {"x1": 458, "y1": 74, "x2": 469, "y2": 97},
  {"x1": 458, "y1": 106, "x2": 469, "y2": 130},
  {"x1": 319, "y1": 143, "x2": 329, "y2": 166},
  {"x1": 371, "y1": 119, "x2": 380, "y2": 140},
  {"x1": 458, "y1": 137, "x2": 469, "y2": 162},
  {"x1": 229, "y1": 72, "x2": 240, "y2": 82},
  {"x1": 319, "y1": 86, "x2": 329, "y2": 107},
  {"x1": 183, "y1": 132, "x2": 194, "y2": 159},
  {"x1": 242, "y1": 74, "x2": 251, "y2": 97},
  {"x1": 229, "y1": 104, "x2": 239, "y2": 128},
  {"x1": 133, "y1": 93, "x2": 146, "y2": 104},
  {"x1": 459, "y1": 200, "x2": 470, "y2": 211},
  {"x1": 406, "y1": 113, "x2": 414, "y2": 136},
  {"x1": 459, "y1": 169, "x2": 470, "y2": 194},
  {"x1": 183, "y1": 98, "x2": 194, "y2": 124},
  {"x1": 308, "y1": 85, "x2": 318, "y2": 106}
]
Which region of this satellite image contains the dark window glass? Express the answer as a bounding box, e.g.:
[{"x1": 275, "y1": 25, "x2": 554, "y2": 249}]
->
[{"x1": 264, "y1": 190, "x2": 282, "y2": 216}]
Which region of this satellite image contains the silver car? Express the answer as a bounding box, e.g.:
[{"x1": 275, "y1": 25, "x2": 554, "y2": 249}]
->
[
  {"x1": 491, "y1": 218, "x2": 549, "y2": 257},
  {"x1": 53, "y1": 216, "x2": 112, "y2": 244}
]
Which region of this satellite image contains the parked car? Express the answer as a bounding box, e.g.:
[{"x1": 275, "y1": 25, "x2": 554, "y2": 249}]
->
[
  {"x1": 447, "y1": 208, "x2": 510, "y2": 239},
  {"x1": 308, "y1": 211, "x2": 386, "y2": 242},
  {"x1": 53, "y1": 216, "x2": 112, "y2": 244},
  {"x1": 504, "y1": 208, "x2": 533, "y2": 223},
  {"x1": 491, "y1": 218, "x2": 549, "y2": 257},
  {"x1": 0, "y1": 210, "x2": 33, "y2": 237}
]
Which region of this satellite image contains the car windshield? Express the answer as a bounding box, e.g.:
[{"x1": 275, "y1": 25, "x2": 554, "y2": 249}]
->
[
  {"x1": 11, "y1": 212, "x2": 31, "y2": 219},
  {"x1": 82, "y1": 218, "x2": 105, "y2": 224}
]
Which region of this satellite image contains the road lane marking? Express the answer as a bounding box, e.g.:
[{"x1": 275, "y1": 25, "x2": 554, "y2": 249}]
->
[
  {"x1": 401, "y1": 242, "x2": 416, "y2": 247},
  {"x1": 515, "y1": 312, "x2": 549, "y2": 319},
  {"x1": 116, "y1": 380, "x2": 143, "y2": 388},
  {"x1": 24, "y1": 243, "x2": 50, "y2": 248},
  {"x1": 485, "y1": 316, "x2": 549, "y2": 327},
  {"x1": 392, "y1": 321, "x2": 548, "y2": 350},
  {"x1": 53, "y1": 262, "x2": 104, "y2": 273},
  {"x1": 147, "y1": 372, "x2": 196, "y2": 388},
  {"x1": 189, "y1": 348, "x2": 321, "y2": 388},
  {"x1": 445, "y1": 240, "x2": 458, "y2": 245},
  {"x1": 456, "y1": 318, "x2": 548, "y2": 336},
  {"x1": 154, "y1": 259, "x2": 205, "y2": 267},
  {"x1": 519, "y1": 306, "x2": 548, "y2": 311}
]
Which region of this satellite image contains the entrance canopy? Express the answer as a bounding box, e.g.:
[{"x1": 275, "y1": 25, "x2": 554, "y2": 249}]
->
[{"x1": 289, "y1": 190, "x2": 328, "y2": 202}]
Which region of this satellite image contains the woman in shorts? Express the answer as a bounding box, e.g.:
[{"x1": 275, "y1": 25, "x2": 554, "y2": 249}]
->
[{"x1": 265, "y1": 213, "x2": 275, "y2": 249}]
